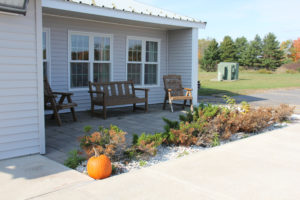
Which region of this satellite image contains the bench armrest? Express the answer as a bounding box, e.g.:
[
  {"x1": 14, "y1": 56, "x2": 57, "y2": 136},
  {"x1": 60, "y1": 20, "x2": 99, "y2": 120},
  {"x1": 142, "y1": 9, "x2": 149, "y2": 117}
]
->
[
  {"x1": 134, "y1": 88, "x2": 149, "y2": 100},
  {"x1": 52, "y1": 92, "x2": 73, "y2": 96},
  {"x1": 134, "y1": 88, "x2": 149, "y2": 91},
  {"x1": 183, "y1": 88, "x2": 192, "y2": 91}
]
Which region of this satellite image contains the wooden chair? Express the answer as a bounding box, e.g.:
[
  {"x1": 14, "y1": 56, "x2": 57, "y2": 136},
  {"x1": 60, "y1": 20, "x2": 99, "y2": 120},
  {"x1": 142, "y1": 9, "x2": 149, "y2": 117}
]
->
[
  {"x1": 88, "y1": 81, "x2": 149, "y2": 119},
  {"x1": 44, "y1": 78, "x2": 77, "y2": 126},
  {"x1": 163, "y1": 75, "x2": 193, "y2": 112}
]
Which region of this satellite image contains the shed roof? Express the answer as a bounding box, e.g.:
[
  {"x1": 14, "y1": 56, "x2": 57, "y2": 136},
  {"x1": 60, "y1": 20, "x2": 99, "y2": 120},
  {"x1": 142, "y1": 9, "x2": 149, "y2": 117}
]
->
[{"x1": 67, "y1": 0, "x2": 205, "y2": 24}]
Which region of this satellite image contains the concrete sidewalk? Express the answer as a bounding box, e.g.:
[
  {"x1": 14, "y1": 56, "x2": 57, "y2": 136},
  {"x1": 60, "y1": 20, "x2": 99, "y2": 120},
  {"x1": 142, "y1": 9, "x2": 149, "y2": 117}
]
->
[{"x1": 1, "y1": 123, "x2": 300, "y2": 200}]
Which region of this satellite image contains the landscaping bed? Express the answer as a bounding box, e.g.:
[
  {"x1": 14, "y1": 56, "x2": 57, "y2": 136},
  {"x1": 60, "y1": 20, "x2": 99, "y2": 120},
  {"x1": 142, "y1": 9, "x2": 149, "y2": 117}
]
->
[{"x1": 64, "y1": 97, "x2": 298, "y2": 178}]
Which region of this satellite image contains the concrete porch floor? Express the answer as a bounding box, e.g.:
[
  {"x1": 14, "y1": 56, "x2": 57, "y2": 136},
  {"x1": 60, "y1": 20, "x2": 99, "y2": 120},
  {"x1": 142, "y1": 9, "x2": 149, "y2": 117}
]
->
[{"x1": 45, "y1": 104, "x2": 188, "y2": 164}]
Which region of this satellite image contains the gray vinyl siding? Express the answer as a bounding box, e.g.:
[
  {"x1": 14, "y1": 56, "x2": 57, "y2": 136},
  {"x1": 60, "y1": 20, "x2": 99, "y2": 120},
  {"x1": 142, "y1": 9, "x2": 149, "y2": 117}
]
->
[
  {"x1": 0, "y1": 0, "x2": 42, "y2": 160},
  {"x1": 167, "y1": 29, "x2": 193, "y2": 88},
  {"x1": 43, "y1": 15, "x2": 168, "y2": 111}
]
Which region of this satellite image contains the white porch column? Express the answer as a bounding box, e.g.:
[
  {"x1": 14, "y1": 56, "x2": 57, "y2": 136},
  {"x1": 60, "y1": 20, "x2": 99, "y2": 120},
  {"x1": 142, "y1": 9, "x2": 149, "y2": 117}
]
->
[{"x1": 191, "y1": 28, "x2": 199, "y2": 105}]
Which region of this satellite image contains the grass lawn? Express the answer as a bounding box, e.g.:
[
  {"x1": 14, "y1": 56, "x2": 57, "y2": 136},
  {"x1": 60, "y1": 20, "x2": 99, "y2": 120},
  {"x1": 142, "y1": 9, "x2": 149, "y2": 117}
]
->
[{"x1": 199, "y1": 70, "x2": 300, "y2": 96}]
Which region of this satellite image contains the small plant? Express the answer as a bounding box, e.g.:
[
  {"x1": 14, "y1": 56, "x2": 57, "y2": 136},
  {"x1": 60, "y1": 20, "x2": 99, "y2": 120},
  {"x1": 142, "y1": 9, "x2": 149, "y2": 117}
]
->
[
  {"x1": 79, "y1": 125, "x2": 127, "y2": 161},
  {"x1": 223, "y1": 95, "x2": 236, "y2": 106},
  {"x1": 177, "y1": 150, "x2": 189, "y2": 158},
  {"x1": 241, "y1": 101, "x2": 250, "y2": 113},
  {"x1": 135, "y1": 133, "x2": 164, "y2": 156},
  {"x1": 139, "y1": 160, "x2": 147, "y2": 167},
  {"x1": 64, "y1": 150, "x2": 85, "y2": 169},
  {"x1": 257, "y1": 68, "x2": 273, "y2": 74},
  {"x1": 83, "y1": 125, "x2": 92, "y2": 134},
  {"x1": 211, "y1": 133, "x2": 220, "y2": 147},
  {"x1": 286, "y1": 69, "x2": 298, "y2": 74}
]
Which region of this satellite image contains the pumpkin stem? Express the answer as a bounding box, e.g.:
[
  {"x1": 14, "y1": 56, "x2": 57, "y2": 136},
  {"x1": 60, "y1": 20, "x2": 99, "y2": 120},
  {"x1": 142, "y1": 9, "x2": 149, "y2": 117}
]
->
[{"x1": 93, "y1": 146, "x2": 100, "y2": 157}]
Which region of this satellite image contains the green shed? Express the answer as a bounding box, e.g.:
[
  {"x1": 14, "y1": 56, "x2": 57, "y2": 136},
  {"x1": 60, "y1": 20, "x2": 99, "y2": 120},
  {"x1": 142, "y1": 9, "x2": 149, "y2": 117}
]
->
[{"x1": 217, "y1": 62, "x2": 239, "y2": 81}]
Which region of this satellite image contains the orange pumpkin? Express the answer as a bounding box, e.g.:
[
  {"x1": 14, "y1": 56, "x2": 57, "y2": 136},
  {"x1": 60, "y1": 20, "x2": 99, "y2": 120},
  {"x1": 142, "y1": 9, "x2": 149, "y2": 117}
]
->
[{"x1": 87, "y1": 147, "x2": 112, "y2": 180}]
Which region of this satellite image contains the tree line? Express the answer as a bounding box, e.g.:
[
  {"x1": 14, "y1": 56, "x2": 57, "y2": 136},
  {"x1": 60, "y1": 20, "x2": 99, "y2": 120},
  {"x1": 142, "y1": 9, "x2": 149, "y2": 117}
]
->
[{"x1": 199, "y1": 33, "x2": 292, "y2": 72}]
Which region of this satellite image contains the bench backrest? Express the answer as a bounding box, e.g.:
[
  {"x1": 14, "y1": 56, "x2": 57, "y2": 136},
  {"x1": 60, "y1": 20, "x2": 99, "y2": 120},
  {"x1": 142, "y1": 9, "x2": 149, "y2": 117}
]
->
[
  {"x1": 89, "y1": 81, "x2": 136, "y2": 98},
  {"x1": 163, "y1": 75, "x2": 184, "y2": 96}
]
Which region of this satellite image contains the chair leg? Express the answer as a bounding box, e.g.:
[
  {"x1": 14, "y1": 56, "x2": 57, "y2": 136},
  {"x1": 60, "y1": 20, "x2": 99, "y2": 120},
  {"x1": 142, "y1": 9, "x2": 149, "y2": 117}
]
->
[
  {"x1": 183, "y1": 100, "x2": 187, "y2": 109},
  {"x1": 133, "y1": 103, "x2": 136, "y2": 112},
  {"x1": 145, "y1": 101, "x2": 148, "y2": 113},
  {"x1": 91, "y1": 103, "x2": 95, "y2": 116},
  {"x1": 103, "y1": 106, "x2": 107, "y2": 119},
  {"x1": 163, "y1": 93, "x2": 167, "y2": 110},
  {"x1": 70, "y1": 107, "x2": 77, "y2": 122},
  {"x1": 190, "y1": 100, "x2": 194, "y2": 112},
  {"x1": 53, "y1": 108, "x2": 62, "y2": 126},
  {"x1": 169, "y1": 100, "x2": 174, "y2": 112}
]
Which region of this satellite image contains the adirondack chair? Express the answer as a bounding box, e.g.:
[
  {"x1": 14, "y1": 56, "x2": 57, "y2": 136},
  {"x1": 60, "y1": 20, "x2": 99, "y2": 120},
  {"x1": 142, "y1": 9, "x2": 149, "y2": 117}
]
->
[
  {"x1": 163, "y1": 75, "x2": 193, "y2": 112},
  {"x1": 44, "y1": 78, "x2": 77, "y2": 126}
]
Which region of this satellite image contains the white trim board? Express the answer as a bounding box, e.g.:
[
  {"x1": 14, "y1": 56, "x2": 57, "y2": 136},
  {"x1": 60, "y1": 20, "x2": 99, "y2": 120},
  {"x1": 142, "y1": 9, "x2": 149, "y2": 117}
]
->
[
  {"x1": 42, "y1": 27, "x2": 51, "y2": 84},
  {"x1": 36, "y1": 0, "x2": 45, "y2": 155},
  {"x1": 42, "y1": 0, "x2": 206, "y2": 29}
]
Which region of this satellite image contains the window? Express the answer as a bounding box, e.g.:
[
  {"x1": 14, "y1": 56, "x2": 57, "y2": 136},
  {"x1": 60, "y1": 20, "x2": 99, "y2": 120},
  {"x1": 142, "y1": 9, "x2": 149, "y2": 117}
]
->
[
  {"x1": 127, "y1": 37, "x2": 160, "y2": 86},
  {"x1": 93, "y1": 36, "x2": 111, "y2": 83},
  {"x1": 43, "y1": 28, "x2": 50, "y2": 81},
  {"x1": 69, "y1": 31, "x2": 112, "y2": 89}
]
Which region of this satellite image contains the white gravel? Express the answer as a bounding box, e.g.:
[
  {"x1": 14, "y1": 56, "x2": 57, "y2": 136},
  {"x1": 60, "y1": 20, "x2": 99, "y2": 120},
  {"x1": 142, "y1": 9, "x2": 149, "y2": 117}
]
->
[{"x1": 76, "y1": 114, "x2": 300, "y2": 176}]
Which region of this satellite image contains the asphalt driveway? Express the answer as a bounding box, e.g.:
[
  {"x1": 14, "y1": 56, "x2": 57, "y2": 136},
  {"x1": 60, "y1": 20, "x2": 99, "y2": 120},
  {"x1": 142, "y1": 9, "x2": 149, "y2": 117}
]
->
[{"x1": 200, "y1": 88, "x2": 300, "y2": 113}]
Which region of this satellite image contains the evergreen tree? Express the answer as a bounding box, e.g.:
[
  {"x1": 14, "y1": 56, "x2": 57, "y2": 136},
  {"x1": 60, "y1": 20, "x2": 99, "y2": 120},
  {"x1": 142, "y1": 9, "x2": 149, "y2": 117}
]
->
[
  {"x1": 219, "y1": 36, "x2": 236, "y2": 62},
  {"x1": 261, "y1": 33, "x2": 284, "y2": 70},
  {"x1": 235, "y1": 37, "x2": 248, "y2": 66},
  {"x1": 200, "y1": 39, "x2": 220, "y2": 72},
  {"x1": 241, "y1": 35, "x2": 263, "y2": 68}
]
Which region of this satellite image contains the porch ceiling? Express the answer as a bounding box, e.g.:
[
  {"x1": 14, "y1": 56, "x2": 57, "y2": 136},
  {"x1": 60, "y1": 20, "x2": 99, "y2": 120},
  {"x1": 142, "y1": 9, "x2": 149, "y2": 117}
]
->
[{"x1": 42, "y1": 7, "x2": 195, "y2": 30}]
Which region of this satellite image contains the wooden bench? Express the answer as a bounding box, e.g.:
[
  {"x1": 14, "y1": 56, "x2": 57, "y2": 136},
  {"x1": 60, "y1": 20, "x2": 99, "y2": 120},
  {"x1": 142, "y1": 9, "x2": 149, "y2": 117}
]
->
[{"x1": 88, "y1": 81, "x2": 149, "y2": 119}]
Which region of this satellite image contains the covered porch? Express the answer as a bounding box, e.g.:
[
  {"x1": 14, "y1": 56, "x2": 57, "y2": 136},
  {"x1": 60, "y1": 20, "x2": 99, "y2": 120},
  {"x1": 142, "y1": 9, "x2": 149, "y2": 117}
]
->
[
  {"x1": 41, "y1": 0, "x2": 205, "y2": 160},
  {"x1": 45, "y1": 104, "x2": 189, "y2": 164}
]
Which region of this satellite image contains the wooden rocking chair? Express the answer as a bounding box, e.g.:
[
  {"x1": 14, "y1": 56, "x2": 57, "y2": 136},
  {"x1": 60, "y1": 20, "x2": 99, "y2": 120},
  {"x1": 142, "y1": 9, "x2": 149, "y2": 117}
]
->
[
  {"x1": 163, "y1": 75, "x2": 193, "y2": 112},
  {"x1": 44, "y1": 78, "x2": 78, "y2": 126}
]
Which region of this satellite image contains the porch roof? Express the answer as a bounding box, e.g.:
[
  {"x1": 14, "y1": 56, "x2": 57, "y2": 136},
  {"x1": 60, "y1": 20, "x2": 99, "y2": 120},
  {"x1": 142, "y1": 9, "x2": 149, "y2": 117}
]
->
[{"x1": 42, "y1": 0, "x2": 206, "y2": 29}]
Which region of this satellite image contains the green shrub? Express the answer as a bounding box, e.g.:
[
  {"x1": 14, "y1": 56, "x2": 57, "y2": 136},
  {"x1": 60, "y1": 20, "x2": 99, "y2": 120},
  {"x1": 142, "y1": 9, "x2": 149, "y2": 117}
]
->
[
  {"x1": 211, "y1": 133, "x2": 220, "y2": 147},
  {"x1": 177, "y1": 150, "x2": 189, "y2": 158},
  {"x1": 64, "y1": 150, "x2": 85, "y2": 169},
  {"x1": 286, "y1": 69, "x2": 298, "y2": 74},
  {"x1": 79, "y1": 125, "x2": 127, "y2": 160},
  {"x1": 257, "y1": 68, "x2": 273, "y2": 74},
  {"x1": 139, "y1": 160, "x2": 147, "y2": 167}
]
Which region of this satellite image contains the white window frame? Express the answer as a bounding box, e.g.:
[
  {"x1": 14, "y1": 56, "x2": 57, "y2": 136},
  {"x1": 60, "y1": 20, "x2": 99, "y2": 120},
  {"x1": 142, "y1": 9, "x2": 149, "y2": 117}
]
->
[
  {"x1": 126, "y1": 36, "x2": 160, "y2": 87},
  {"x1": 68, "y1": 30, "x2": 114, "y2": 91},
  {"x1": 43, "y1": 27, "x2": 51, "y2": 84}
]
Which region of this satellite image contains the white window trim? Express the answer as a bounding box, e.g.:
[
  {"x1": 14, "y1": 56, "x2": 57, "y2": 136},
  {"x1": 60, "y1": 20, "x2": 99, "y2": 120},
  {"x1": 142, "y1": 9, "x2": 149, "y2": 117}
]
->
[
  {"x1": 43, "y1": 27, "x2": 51, "y2": 84},
  {"x1": 126, "y1": 36, "x2": 161, "y2": 88},
  {"x1": 68, "y1": 30, "x2": 114, "y2": 91}
]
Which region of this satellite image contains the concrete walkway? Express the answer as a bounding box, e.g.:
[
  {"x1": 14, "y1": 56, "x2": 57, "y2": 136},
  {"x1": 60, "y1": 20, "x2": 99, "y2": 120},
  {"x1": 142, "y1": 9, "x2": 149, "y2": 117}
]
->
[{"x1": 1, "y1": 123, "x2": 300, "y2": 200}]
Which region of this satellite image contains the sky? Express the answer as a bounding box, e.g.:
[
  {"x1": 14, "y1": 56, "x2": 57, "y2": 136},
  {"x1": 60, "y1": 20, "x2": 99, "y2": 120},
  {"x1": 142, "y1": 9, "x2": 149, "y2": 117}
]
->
[{"x1": 137, "y1": 0, "x2": 300, "y2": 42}]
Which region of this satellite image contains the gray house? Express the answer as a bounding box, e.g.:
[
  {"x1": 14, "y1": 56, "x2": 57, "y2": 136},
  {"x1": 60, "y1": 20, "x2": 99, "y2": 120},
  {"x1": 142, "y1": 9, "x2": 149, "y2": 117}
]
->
[{"x1": 0, "y1": 0, "x2": 205, "y2": 160}]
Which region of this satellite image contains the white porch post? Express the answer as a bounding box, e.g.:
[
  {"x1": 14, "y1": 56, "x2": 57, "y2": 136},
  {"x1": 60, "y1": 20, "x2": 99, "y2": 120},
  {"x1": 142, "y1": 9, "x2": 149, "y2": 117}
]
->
[
  {"x1": 35, "y1": 0, "x2": 45, "y2": 154},
  {"x1": 191, "y1": 28, "x2": 199, "y2": 105}
]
